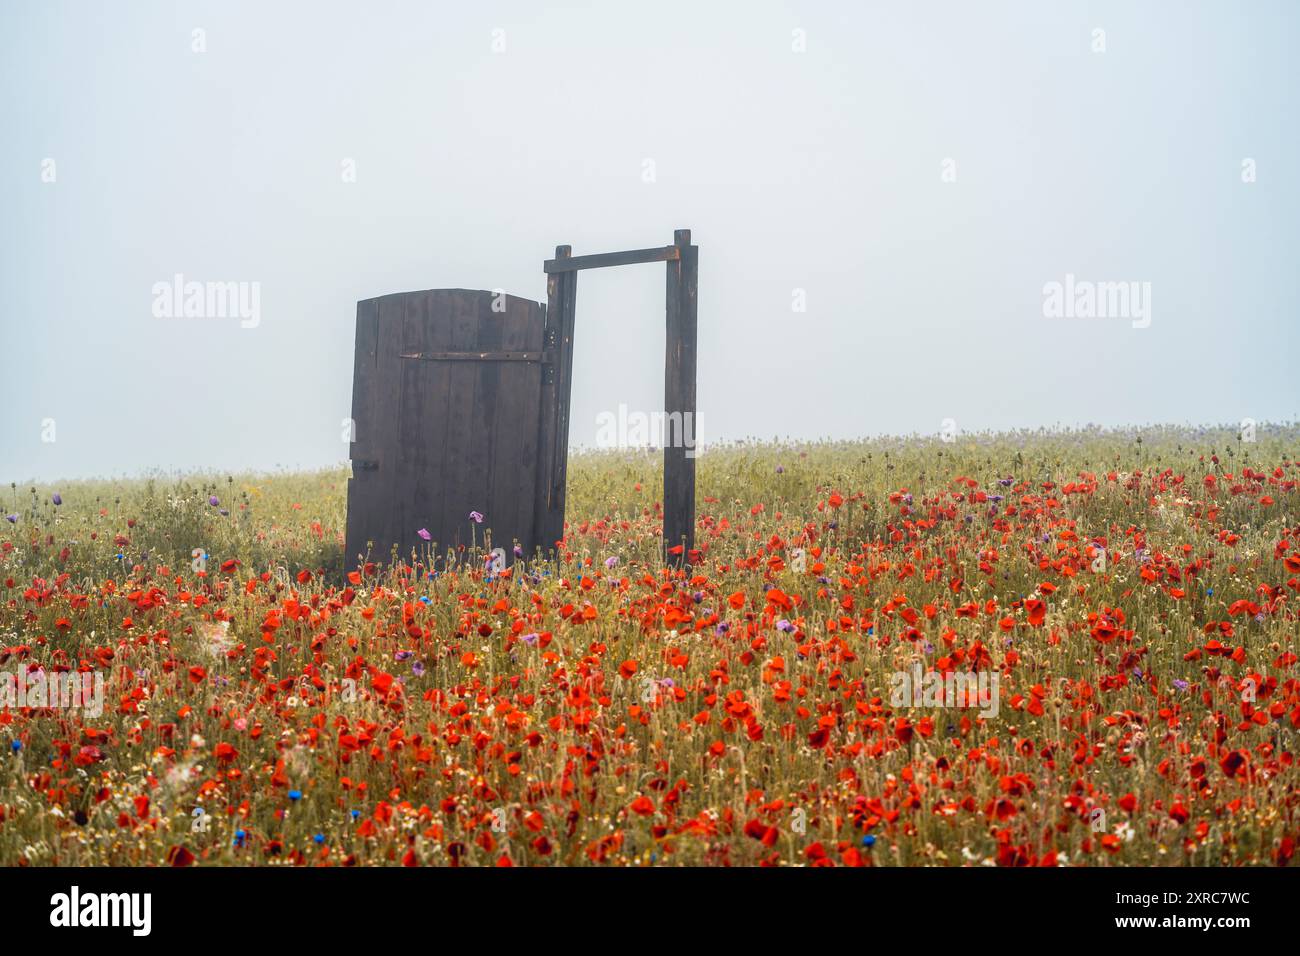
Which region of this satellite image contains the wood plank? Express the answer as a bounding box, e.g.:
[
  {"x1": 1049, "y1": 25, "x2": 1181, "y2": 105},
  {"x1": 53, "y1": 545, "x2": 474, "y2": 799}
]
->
[
  {"x1": 487, "y1": 296, "x2": 542, "y2": 561},
  {"x1": 465, "y1": 290, "x2": 505, "y2": 558},
  {"x1": 663, "y1": 229, "x2": 698, "y2": 563},
  {"x1": 439, "y1": 291, "x2": 484, "y2": 558},
  {"x1": 364, "y1": 294, "x2": 409, "y2": 563},
  {"x1": 533, "y1": 247, "x2": 570, "y2": 554},
  {"x1": 406, "y1": 290, "x2": 454, "y2": 569},
  {"x1": 512, "y1": 299, "x2": 546, "y2": 557},
  {"x1": 543, "y1": 245, "x2": 680, "y2": 274},
  {"x1": 543, "y1": 266, "x2": 578, "y2": 550},
  {"x1": 681, "y1": 237, "x2": 699, "y2": 559},
  {"x1": 389, "y1": 292, "x2": 431, "y2": 565},
  {"x1": 344, "y1": 297, "x2": 379, "y2": 567}
]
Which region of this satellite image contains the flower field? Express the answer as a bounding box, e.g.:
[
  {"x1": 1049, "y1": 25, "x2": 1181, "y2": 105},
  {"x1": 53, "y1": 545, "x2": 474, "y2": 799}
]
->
[{"x1": 3, "y1": 426, "x2": 1299, "y2": 867}]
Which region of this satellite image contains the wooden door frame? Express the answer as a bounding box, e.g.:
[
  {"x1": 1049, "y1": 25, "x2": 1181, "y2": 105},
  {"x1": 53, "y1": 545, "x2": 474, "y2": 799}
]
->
[{"x1": 533, "y1": 229, "x2": 699, "y2": 563}]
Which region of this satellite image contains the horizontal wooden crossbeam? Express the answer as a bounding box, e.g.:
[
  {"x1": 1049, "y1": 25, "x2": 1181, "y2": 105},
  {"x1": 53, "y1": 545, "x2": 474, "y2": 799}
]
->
[{"x1": 543, "y1": 245, "x2": 680, "y2": 274}]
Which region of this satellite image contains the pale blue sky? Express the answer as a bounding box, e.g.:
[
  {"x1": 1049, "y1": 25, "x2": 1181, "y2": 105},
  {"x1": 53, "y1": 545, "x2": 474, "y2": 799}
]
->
[{"x1": 2, "y1": 0, "x2": 1297, "y2": 481}]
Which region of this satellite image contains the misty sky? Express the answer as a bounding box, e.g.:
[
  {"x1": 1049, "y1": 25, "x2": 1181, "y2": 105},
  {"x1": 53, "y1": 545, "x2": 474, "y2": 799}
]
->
[{"x1": 2, "y1": 0, "x2": 1297, "y2": 482}]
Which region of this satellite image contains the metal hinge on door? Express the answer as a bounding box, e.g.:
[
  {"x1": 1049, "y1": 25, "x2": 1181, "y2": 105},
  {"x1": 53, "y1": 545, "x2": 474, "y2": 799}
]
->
[
  {"x1": 542, "y1": 328, "x2": 558, "y2": 384},
  {"x1": 400, "y1": 351, "x2": 545, "y2": 362}
]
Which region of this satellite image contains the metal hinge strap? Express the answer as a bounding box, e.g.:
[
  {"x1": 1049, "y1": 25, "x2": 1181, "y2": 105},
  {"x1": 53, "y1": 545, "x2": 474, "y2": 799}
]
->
[{"x1": 400, "y1": 351, "x2": 553, "y2": 363}]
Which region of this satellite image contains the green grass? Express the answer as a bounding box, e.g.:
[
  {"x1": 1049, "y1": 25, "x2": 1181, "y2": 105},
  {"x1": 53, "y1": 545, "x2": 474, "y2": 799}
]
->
[{"x1": 1, "y1": 424, "x2": 1297, "y2": 866}]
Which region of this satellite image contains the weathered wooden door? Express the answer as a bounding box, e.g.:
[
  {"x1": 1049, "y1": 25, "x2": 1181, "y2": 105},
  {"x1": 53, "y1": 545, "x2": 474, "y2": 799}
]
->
[
  {"x1": 344, "y1": 288, "x2": 548, "y2": 566},
  {"x1": 345, "y1": 229, "x2": 697, "y2": 571}
]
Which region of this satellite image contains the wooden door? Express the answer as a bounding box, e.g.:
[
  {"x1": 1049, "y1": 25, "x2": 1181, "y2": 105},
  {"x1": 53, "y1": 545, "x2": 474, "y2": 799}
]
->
[{"x1": 344, "y1": 289, "x2": 548, "y2": 568}]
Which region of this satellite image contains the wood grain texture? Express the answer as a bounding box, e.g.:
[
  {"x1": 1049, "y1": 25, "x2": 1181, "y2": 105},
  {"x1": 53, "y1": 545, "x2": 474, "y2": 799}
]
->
[
  {"x1": 344, "y1": 289, "x2": 547, "y2": 569},
  {"x1": 343, "y1": 297, "x2": 380, "y2": 565},
  {"x1": 346, "y1": 231, "x2": 697, "y2": 570},
  {"x1": 534, "y1": 248, "x2": 574, "y2": 554},
  {"x1": 664, "y1": 230, "x2": 698, "y2": 563},
  {"x1": 543, "y1": 245, "x2": 680, "y2": 273}
]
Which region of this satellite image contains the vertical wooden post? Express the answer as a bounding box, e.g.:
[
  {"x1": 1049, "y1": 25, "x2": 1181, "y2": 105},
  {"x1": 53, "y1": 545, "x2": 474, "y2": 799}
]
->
[
  {"x1": 550, "y1": 258, "x2": 579, "y2": 550},
  {"x1": 663, "y1": 228, "x2": 698, "y2": 564},
  {"x1": 535, "y1": 245, "x2": 577, "y2": 554}
]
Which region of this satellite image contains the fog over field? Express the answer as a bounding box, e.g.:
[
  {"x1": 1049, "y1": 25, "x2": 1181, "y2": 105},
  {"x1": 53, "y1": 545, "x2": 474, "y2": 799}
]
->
[{"x1": 2, "y1": 0, "x2": 1297, "y2": 481}]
